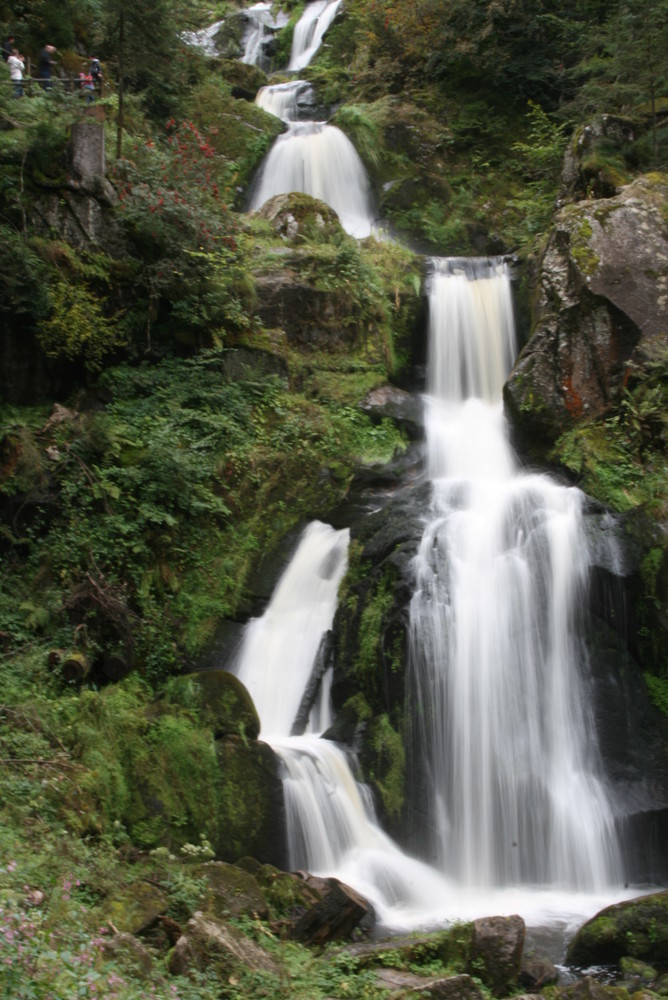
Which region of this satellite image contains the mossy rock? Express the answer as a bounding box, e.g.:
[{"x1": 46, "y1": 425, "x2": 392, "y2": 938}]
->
[
  {"x1": 103, "y1": 881, "x2": 169, "y2": 935},
  {"x1": 236, "y1": 859, "x2": 324, "y2": 921},
  {"x1": 166, "y1": 670, "x2": 260, "y2": 740},
  {"x1": 195, "y1": 860, "x2": 269, "y2": 920},
  {"x1": 214, "y1": 737, "x2": 286, "y2": 866},
  {"x1": 168, "y1": 911, "x2": 279, "y2": 979},
  {"x1": 256, "y1": 192, "x2": 344, "y2": 243},
  {"x1": 566, "y1": 890, "x2": 668, "y2": 967},
  {"x1": 216, "y1": 58, "x2": 267, "y2": 99}
]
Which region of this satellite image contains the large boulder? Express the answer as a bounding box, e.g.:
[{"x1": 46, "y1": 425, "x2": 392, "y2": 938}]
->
[
  {"x1": 214, "y1": 736, "x2": 287, "y2": 866},
  {"x1": 167, "y1": 670, "x2": 261, "y2": 741},
  {"x1": 505, "y1": 174, "x2": 668, "y2": 458},
  {"x1": 566, "y1": 889, "x2": 668, "y2": 968}
]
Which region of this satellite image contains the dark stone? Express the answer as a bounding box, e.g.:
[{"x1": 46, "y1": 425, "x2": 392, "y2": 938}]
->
[
  {"x1": 470, "y1": 915, "x2": 526, "y2": 996},
  {"x1": 214, "y1": 736, "x2": 287, "y2": 867},
  {"x1": 290, "y1": 875, "x2": 370, "y2": 945},
  {"x1": 360, "y1": 384, "x2": 424, "y2": 439},
  {"x1": 519, "y1": 953, "x2": 559, "y2": 992}
]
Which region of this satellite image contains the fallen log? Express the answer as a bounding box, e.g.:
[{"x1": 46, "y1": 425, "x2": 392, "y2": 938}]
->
[{"x1": 61, "y1": 650, "x2": 90, "y2": 684}]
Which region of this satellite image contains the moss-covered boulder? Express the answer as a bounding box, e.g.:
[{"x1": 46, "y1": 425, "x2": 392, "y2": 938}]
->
[
  {"x1": 470, "y1": 915, "x2": 525, "y2": 996},
  {"x1": 166, "y1": 670, "x2": 260, "y2": 741},
  {"x1": 103, "y1": 880, "x2": 169, "y2": 935},
  {"x1": 195, "y1": 860, "x2": 269, "y2": 921},
  {"x1": 214, "y1": 736, "x2": 287, "y2": 866},
  {"x1": 566, "y1": 890, "x2": 668, "y2": 967}
]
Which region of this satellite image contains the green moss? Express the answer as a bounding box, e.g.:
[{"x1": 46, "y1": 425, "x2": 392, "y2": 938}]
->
[
  {"x1": 367, "y1": 713, "x2": 406, "y2": 820},
  {"x1": 569, "y1": 217, "x2": 600, "y2": 277}
]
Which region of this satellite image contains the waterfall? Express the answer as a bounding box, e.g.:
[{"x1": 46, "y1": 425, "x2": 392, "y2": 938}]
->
[
  {"x1": 288, "y1": 0, "x2": 344, "y2": 72},
  {"x1": 233, "y1": 521, "x2": 454, "y2": 930},
  {"x1": 408, "y1": 258, "x2": 623, "y2": 891},
  {"x1": 247, "y1": 122, "x2": 375, "y2": 238},
  {"x1": 241, "y1": 2, "x2": 289, "y2": 67},
  {"x1": 228, "y1": 257, "x2": 634, "y2": 939}
]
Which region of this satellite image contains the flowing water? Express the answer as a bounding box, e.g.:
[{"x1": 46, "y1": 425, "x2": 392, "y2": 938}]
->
[
  {"x1": 247, "y1": 121, "x2": 375, "y2": 237},
  {"x1": 288, "y1": 0, "x2": 344, "y2": 71},
  {"x1": 408, "y1": 259, "x2": 623, "y2": 893},
  {"x1": 247, "y1": 1, "x2": 376, "y2": 237},
  {"x1": 231, "y1": 259, "x2": 638, "y2": 942}
]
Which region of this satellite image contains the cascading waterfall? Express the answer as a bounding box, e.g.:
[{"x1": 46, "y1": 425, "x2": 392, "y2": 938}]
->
[
  {"x1": 288, "y1": 0, "x2": 344, "y2": 72},
  {"x1": 241, "y1": 2, "x2": 289, "y2": 67},
  {"x1": 247, "y1": 121, "x2": 375, "y2": 238},
  {"x1": 408, "y1": 258, "x2": 623, "y2": 891},
  {"x1": 247, "y1": 3, "x2": 376, "y2": 238},
  {"x1": 228, "y1": 256, "x2": 635, "y2": 940}
]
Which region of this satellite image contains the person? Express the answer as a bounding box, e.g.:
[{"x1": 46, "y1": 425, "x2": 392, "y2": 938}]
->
[
  {"x1": 7, "y1": 47, "x2": 24, "y2": 97},
  {"x1": 2, "y1": 34, "x2": 15, "y2": 62},
  {"x1": 78, "y1": 63, "x2": 95, "y2": 103},
  {"x1": 89, "y1": 57, "x2": 102, "y2": 94},
  {"x1": 37, "y1": 43, "x2": 56, "y2": 89}
]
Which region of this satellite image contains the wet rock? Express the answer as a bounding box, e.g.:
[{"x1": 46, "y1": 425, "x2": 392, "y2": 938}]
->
[
  {"x1": 360, "y1": 384, "x2": 424, "y2": 439},
  {"x1": 519, "y1": 952, "x2": 559, "y2": 992},
  {"x1": 470, "y1": 914, "x2": 525, "y2": 996},
  {"x1": 566, "y1": 889, "x2": 668, "y2": 967},
  {"x1": 289, "y1": 874, "x2": 370, "y2": 945}
]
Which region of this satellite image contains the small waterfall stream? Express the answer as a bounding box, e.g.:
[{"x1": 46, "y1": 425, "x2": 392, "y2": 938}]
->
[{"x1": 288, "y1": 0, "x2": 344, "y2": 71}]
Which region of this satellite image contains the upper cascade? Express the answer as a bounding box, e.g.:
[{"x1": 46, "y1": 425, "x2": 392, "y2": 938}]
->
[{"x1": 288, "y1": 0, "x2": 344, "y2": 71}]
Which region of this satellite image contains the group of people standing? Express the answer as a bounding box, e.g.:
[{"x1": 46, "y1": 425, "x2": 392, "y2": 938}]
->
[{"x1": 2, "y1": 34, "x2": 102, "y2": 99}]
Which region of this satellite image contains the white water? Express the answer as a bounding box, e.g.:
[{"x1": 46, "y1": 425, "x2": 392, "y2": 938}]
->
[
  {"x1": 288, "y1": 0, "x2": 344, "y2": 71},
  {"x1": 248, "y1": 121, "x2": 375, "y2": 238},
  {"x1": 230, "y1": 259, "x2": 637, "y2": 940},
  {"x1": 409, "y1": 258, "x2": 624, "y2": 893},
  {"x1": 241, "y1": 2, "x2": 289, "y2": 66},
  {"x1": 255, "y1": 80, "x2": 311, "y2": 123}
]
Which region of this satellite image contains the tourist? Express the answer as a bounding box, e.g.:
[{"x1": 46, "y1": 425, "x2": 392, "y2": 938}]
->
[
  {"x1": 2, "y1": 34, "x2": 15, "y2": 62},
  {"x1": 79, "y1": 64, "x2": 95, "y2": 103},
  {"x1": 37, "y1": 43, "x2": 56, "y2": 89},
  {"x1": 7, "y1": 47, "x2": 24, "y2": 97}
]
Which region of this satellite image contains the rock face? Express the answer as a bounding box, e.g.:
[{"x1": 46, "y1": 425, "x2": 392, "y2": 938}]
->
[{"x1": 505, "y1": 174, "x2": 668, "y2": 456}]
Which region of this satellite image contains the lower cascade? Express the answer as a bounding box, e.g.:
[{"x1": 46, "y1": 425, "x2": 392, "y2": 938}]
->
[{"x1": 231, "y1": 258, "x2": 640, "y2": 939}]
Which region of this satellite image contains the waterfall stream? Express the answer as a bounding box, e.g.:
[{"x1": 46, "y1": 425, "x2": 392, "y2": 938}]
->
[
  {"x1": 408, "y1": 259, "x2": 623, "y2": 891},
  {"x1": 229, "y1": 259, "x2": 639, "y2": 939}
]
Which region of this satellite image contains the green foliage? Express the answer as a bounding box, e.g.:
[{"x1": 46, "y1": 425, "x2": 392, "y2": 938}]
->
[
  {"x1": 644, "y1": 673, "x2": 668, "y2": 718},
  {"x1": 509, "y1": 101, "x2": 568, "y2": 251}
]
